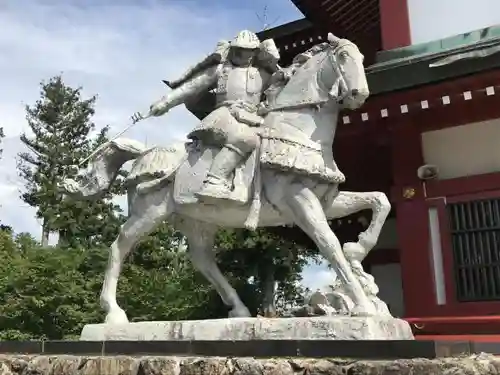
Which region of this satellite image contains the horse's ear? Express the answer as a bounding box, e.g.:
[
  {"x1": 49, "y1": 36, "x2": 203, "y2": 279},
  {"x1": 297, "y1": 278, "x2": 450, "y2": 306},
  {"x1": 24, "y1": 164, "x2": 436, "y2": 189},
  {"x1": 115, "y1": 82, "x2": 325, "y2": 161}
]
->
[{"x1": 327, "y1": 33, "x2": 340, "y2": 44}]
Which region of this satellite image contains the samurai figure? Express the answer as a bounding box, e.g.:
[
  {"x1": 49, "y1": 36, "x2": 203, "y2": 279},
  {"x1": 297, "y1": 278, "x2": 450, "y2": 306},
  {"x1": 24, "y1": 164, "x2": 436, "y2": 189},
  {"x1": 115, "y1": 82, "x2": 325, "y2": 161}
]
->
[{"x1": 143, "y1": 30, "x2": 283, "y2": 201}]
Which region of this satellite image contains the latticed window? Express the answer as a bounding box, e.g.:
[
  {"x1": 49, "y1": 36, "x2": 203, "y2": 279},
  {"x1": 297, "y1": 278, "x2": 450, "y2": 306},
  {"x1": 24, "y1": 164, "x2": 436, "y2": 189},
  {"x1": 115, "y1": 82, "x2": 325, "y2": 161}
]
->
[{"x1": 448, "y1": 198, "x2": 500, "y2": 302}]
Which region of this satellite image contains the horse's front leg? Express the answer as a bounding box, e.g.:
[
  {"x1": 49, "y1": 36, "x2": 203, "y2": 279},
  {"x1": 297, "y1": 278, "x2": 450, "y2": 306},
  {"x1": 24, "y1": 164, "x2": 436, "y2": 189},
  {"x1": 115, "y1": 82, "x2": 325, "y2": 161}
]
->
[
  {"x1": 268, "y1": 178, "x2": 376, "y2": 316},
  {"x1": 325, "y1": 190, "x2": 391, "y2": 264},
  {"x1": 100, "y1": 186, "x2": 174, "y2": 324}
]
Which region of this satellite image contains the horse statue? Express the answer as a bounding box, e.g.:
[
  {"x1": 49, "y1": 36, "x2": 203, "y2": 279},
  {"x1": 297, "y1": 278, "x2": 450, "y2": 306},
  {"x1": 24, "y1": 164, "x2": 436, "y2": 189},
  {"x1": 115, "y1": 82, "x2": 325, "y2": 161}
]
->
[{"x1": 61, "y1": 33, "x2": 392, "y2": 324}]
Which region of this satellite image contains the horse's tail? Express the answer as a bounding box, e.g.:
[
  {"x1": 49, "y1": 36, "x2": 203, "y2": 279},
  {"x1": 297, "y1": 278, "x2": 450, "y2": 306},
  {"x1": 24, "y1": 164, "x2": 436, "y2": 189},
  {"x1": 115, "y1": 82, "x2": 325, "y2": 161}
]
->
[
  {"x1": 60, "y1": 138, "x2": 147, "y2": 200},
  {"x1": 127, "y1": 144, "x2": 188, "y2": 195}
]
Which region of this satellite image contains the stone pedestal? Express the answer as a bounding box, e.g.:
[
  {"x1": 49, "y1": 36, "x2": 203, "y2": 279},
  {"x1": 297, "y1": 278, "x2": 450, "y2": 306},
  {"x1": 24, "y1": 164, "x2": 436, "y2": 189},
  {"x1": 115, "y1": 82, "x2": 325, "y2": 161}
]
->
[{"x1": 80, "y1": 316, "x2": 414, "y2": 341}]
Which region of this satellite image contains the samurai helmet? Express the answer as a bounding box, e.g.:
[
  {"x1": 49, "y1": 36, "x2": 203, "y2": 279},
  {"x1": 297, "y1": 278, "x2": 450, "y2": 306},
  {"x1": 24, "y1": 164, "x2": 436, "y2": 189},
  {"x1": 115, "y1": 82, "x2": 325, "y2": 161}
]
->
[{"x1": 231, "y1": 30, "x2": 260, "y2": 49}]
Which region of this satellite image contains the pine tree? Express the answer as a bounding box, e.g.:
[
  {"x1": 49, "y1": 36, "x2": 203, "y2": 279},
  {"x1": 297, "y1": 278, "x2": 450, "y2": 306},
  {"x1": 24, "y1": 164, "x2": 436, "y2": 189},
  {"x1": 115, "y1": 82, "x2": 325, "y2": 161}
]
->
[
  {"x1": 17, "y1": 75, "x2": 124, "y2": 247},
  {"x1": 0, "y1": 125, "x2": 7, "y2": 231}
]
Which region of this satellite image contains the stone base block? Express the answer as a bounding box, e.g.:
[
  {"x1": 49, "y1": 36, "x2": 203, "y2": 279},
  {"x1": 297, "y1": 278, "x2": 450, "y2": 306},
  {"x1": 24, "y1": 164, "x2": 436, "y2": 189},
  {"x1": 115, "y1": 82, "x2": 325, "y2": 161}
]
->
[
  {"x1": 80, "y1": 316, "x2": 414, "y2": 341},
  {"x1": 0, "y1": 354, "x2": 498, "y2": 375}
]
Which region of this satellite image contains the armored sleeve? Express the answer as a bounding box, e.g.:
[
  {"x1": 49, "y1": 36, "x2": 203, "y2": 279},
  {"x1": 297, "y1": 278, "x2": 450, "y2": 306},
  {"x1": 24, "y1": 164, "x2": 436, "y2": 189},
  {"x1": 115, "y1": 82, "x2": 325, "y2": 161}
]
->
[{"x1": 161, "y1": 65, "x2": 219, "y2": 111}]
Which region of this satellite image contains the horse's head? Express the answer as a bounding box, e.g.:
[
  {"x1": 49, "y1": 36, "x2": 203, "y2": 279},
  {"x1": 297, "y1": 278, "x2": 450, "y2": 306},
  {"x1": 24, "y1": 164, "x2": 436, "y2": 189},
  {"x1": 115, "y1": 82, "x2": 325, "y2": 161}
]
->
[{"x1": 324, "y1": 33, "x2": 369, "y2": 110}]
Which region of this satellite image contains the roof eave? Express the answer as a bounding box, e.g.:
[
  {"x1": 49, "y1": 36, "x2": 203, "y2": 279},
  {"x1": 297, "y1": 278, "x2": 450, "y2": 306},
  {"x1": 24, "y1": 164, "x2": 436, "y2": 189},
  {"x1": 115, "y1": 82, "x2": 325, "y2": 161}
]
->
[{"x1": 367, "y1": 38, "x2": 500, "y2": 95}]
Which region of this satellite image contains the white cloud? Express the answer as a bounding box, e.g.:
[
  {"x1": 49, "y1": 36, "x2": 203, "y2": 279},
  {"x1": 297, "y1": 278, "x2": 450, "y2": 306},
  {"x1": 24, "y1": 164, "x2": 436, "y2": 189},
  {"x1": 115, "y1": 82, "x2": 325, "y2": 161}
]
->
[{"x1": 0, "y1": 0, "x2": 301, "y2": 237}]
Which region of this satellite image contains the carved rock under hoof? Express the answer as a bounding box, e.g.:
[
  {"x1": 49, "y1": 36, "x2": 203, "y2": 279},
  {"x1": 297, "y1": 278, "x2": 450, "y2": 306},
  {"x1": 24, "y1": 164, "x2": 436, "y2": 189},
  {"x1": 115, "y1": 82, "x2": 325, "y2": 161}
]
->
[{"x1": 80, "y1": 317, "x2": 414, "y2": 341}]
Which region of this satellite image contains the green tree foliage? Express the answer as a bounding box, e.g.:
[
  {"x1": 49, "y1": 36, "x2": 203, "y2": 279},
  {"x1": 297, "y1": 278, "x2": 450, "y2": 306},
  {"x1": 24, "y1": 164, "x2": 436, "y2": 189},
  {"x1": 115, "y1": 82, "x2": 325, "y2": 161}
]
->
[
  {"x1": 0, "y1": 225, "x2": 221, "y2": 340},
  {"x1": 0, "y1": 221, "x2": 317, "y2": 339},
  {"x1": 0, "y1": 221, "x2": 314, "y2": 339},
  {"x1": 17, "y1": 75, "x2": 124, "y2": 247},
  {"x1": 216, "y1": 228, "x2": 318, "y2": 316}
]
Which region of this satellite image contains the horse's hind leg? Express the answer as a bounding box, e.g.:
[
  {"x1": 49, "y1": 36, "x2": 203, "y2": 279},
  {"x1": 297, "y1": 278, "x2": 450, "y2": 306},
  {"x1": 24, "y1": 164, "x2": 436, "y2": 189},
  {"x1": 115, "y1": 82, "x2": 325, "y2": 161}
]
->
[
  {"x1": 100, "y1": 186, "x2": 174, "y2": 324},
  {"x1": 325, "y1": 191, "x2": 391, "y2": 264},
  {"x1": 177, "y1": 218, "x2": 251, "y2": 318}
]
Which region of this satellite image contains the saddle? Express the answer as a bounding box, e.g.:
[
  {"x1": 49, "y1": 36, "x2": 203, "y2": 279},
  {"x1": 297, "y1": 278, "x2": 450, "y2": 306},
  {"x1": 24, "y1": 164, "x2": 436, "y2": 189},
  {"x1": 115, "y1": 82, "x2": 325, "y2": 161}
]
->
[{"x1": 173, "y1": 143, "x2": 258, "y2": 206}]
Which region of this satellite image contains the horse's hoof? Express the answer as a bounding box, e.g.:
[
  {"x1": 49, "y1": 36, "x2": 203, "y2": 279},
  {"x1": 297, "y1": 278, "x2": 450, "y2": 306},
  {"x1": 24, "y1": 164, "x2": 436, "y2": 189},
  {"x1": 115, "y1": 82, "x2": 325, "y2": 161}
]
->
[
  {"x1": 228, "y1": 306, "x2": 252, "y2": 318},
  {"x1": 343, "y1": 242, "x2": 366, "y2": 263},
  {"x1": 104, "y1": 308, "x2": 129, "y2": 324}
]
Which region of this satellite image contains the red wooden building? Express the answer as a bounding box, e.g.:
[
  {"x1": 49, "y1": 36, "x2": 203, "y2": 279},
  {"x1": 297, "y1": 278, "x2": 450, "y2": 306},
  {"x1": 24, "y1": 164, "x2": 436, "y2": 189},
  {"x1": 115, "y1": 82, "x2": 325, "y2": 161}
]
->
[{"x1": 257, "y1": 0, "x2": 500, "y2": 338}]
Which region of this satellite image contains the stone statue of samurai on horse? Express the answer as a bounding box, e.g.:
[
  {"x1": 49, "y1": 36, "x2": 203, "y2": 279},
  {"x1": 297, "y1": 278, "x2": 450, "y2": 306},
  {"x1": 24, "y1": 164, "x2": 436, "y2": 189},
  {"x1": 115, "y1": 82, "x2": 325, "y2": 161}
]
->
[{"x1": 62, "y1": 29, "x2": 393, "y2": 324}]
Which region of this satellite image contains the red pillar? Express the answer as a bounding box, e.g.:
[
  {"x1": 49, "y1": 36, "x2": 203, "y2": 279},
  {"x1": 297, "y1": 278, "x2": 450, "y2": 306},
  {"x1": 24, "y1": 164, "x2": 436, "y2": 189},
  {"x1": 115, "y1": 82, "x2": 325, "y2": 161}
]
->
[
  {"x1": 390, "y1": 124, "x2": 436, "y2": 317},
  {"x1": 379, "y1": 0, "x2": 412, "y2": 50}
]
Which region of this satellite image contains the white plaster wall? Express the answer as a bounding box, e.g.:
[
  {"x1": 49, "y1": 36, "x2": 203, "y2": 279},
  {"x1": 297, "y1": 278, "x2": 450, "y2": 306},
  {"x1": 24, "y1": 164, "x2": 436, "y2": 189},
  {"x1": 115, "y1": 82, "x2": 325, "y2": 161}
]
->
[
  {"x1": 421, "y1": 119, "x2": 500, "y2": 180},
  {"x1": 369, "y1": 219, "x2": 403, "y2": 317},
  {"x1": 407, "y1": 0, "x2": 500, "y2": 44},
  {"x1": 371, "y1": 263, "x2": 405, "y2": 317}
]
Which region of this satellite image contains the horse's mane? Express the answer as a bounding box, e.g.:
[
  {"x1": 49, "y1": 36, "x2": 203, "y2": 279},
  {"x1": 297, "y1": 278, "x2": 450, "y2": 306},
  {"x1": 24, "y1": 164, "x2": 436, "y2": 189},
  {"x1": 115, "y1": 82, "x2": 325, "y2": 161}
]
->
[
  {"x1": 304, "y1": 42, "x2": 331, "y2": 56},
  {"x1": 289, "y1": 42, "x2": 330, "y2": 70},
  {"x1": 262, "y1": 41, "x2": 335, "y2": 107}
]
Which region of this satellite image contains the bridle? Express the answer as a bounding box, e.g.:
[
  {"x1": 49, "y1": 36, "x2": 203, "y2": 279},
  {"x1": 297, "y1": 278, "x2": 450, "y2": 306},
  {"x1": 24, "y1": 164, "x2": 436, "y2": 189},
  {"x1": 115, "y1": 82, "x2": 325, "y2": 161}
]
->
[{"x1": 326, "y1": 40, "x2": 356, "y2": 103}]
